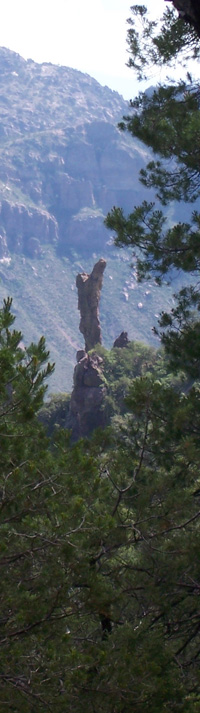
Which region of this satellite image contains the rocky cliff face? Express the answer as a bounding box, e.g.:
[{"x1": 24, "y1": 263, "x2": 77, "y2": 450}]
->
[
  {"x1": 0, "y1": 47, "x2": 150, "y2": 257},
  {"x1": 0, "y1": 200, "x2": 58, "y2": 256}
]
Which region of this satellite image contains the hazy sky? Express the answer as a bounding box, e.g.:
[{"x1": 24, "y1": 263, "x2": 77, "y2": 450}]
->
[{"x1": 0, "y1": 0, "x2": 161, "y2": 99}]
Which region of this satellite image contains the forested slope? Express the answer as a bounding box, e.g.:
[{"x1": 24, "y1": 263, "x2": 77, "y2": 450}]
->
[{"x1": 1, "y1": 2, "x2": 200, "y2": 711}]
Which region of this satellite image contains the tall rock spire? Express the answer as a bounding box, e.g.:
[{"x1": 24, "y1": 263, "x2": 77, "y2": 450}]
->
[{"x1": 76, "y1": 258, "x2": 106, "y2": 352}]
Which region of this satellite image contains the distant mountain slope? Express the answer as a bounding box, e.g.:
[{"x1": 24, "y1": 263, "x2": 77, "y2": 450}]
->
[
  {"x1": 0, "y1": 46, "x2": 150, "y2": 257},
  {"x1": 0, "y1": 48, "x2": 182, "y2": 393}
]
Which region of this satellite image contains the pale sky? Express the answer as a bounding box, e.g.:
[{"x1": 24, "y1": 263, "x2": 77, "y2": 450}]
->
[
  {"x1": 0, "y1": 1, "x2": 197, "y2": 99},
  {"x1": 0, "y1": 0, "x2": 164, "y2": 99}
]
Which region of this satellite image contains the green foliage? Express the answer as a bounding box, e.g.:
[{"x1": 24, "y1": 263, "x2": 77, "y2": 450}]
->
[
  {"x1": 100, "y1": 6, "x2": 200, "y2": 707},
  {"x1": 126, "y1": 5, "x2": 199, "y2": 81},
  {"x1": 118, "y1": 81, "x2": 200, "y2": 204},
  {"x1": 2, "y1": 6, "x2": 200, "y2": 710},
  {"x1": 39, "y1": 392, "x2": 70, "y2": 434},
  {"x1": 0, "y1": 306, "x2": 200, "y2": 709},
  {"x1": 92, "y1": 341, "x2": 166, "y2": 419},
  {"x1": 106, "y1": 202, "x2": 200, "y2": 279},
  {"x1": 105, "y1": 5, "x2": 200, "y2": 381}
]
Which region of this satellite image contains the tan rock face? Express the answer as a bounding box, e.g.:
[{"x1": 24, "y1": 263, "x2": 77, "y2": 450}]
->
[{"x1": 76, "y1": 258, "x2": 106, "y2": 352}]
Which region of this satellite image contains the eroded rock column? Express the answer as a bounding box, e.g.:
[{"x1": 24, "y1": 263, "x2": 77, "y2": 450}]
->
[
  {"x1": 66, "y1": 259, "x2": 107, "y2": 440},
  {"x1": 76, "y1": 258, "x2": 106, "y2": 352}
]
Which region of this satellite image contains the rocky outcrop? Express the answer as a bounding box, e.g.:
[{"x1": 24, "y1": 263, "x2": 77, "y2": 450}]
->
[
  {"x1": 67, "y1": 331, "x2": 131, "y2": 440},
  {"x1": 76, "y1": 259, "x2": 106, "y2": 352},
  {"x1": 0, "y1": 200, "x2": 58, "y2": 254},
  {"x1": 67, "y1": 350, "x2": 106, "y2": 440},
  {"x1": 55, "y1": 174, "x2": 95, "y2": 214},
  {"x1": 113, "y1": 331, "x2": 130, "y2": 348},
  {"x1": 66, "y1": 260, "x2": 107, "y2": 440}
]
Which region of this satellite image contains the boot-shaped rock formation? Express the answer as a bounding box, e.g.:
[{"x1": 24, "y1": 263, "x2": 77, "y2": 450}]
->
[
  {"x1": 76, "y1": 258, "x2": 106, "y2": 352},
  {"x1": 113, "y1": 331, "x2": 130, "y2": 348}
]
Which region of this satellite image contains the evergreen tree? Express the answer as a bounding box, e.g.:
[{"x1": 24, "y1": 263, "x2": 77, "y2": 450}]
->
[
  {"x1": 99, "y1": 3, "x2": 200, "y2": 709},
  {"x1": 2, "y1": 5, "x2": 200, "y2": 710},
  {"x1": 106, "y1": 3, "x2": 200, "y2": 378},
  {"x1": 3, "y1": 300, "x2": 200, "y2": 712}
]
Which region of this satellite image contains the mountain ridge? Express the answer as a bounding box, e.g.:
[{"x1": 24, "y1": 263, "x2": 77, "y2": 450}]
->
[{"x1": 0, "y1": 47, "x2": 179, "y2": 392}]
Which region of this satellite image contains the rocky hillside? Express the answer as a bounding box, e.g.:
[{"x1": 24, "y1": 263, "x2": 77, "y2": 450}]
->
[
  {"x1": 0, "y1": 46, "x2": 150, "y2": 257},
  {"x1": 0, "y1": 47, "x2": 182, "y2": 392}
]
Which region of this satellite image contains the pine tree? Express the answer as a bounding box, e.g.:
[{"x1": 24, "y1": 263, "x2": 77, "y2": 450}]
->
[
  {"x1": 106, "y1": 3, "x2": 200, "y2": 378},
  {"x1": 98, "y1": 4, "x2": 200, "y2": 709},
  {"x1": 3, "y1": 298, "x2": 200, "y2": 712},
  {"x1": 2, "y1": 5, "x2": 200, "y2": 709}
]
